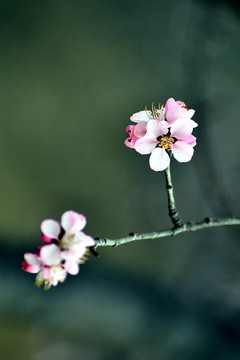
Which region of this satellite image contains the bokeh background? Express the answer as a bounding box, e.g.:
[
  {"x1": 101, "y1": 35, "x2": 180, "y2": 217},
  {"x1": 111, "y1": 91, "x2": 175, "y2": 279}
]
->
[{"x1": 1, "y1": 0, "x2": 240, "y2": 359}]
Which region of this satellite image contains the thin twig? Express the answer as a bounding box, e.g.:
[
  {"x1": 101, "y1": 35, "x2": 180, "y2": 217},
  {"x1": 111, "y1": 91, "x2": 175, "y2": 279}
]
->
[
  {"x1": 164, "y1": 163, "x2": 183, "y2": 228},
  {"x1": 94, "y1": 217, "x2": 240, "y2": 248}
]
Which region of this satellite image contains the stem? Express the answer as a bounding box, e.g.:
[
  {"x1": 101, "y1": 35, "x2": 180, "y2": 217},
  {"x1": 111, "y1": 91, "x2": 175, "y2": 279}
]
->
[
  {"x1": 164, "y1": 163, "x2": 183, "y2": 228},
  {"x1": 93, "y1": 162, "x2": 240, "y2": 250},
  {"x1": 94, "y1": 217, "x2": 240, "y2": 248}
]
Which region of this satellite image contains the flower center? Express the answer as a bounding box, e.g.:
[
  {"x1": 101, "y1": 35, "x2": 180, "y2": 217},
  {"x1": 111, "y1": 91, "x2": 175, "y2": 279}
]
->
[
  {"x1": 59, "y1": 232, "x2": 76, "y2": 250},
  {"x1": 179, "y1": 102, "x2": 189, "y2": 110},
  {"x1": 50, "y1": 265, "x2": 66, "y2": 283},
  {"x1": 144, "y1": 102, "x2": 165, "y2": 120},
  {"x1": 157, "y1": 135, "x2": 175, "y2": 150}
]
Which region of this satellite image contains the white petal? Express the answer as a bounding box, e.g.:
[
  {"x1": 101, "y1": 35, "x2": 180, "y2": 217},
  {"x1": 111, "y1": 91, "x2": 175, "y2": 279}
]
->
[
  {"x1": 40, "y1": 244, "x2": 62, "y2": 266},
  {"x1": 172, "y1": 141, "x2": 194, "y2": 162},
  {"x1": 61, "y1": 244, "x2": 86, "y2": 261},
  {"x1": 130, "y1": 110, "x2": 152, "y2": 123},
  {"x1": 65, "y1": 260, "x2": 79, "y2": 275},
  {"x1": 135, "y1": 135, "x2": 157, "y2": 154},
  {"x1": 61, "y1": 211, "x2": 87, "y2": 232},
  {"x1": 170, "y1": 118, "x2": 198, "y2": 139},
  {"x1": 74, "y1": 232, "x2": 95, "y2": 246},
  {"x1": 41, "y1": 219, "x2": 61, "y2": 239},
  {"x1": 49, "y1": 266, "x2": 66, "y2": 285},
  {"x1": 149, "y1": 148, "x2": 170, "y2": 171},
  {"x1": 24, "y1": 253, "x2": 40, "y2": 265},
  {"x1": 147, "y1": 120, "x2": 168, "y2": 137}
]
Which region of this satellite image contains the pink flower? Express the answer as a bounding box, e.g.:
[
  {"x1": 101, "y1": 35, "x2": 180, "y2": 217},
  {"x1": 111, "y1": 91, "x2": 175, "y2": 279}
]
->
[
  {"x1": 41, "y1": 210, "x2": 95, "y2": 249},
  {"x1": 125, "y1": 98, "x2": 198, "y2": 170},
  {"x1": 125, "y1": 105, "x2": 165, "y2": 148},
  {"x1": 22, "y1": 244, "x2": 66, "y2": 289},
  {"x1": 135, "y1": 118, "x2": 198, "y2": 171},
  {"x1": 22, "y1": 253, "x2": 41, "y2": 274},
  {"x1": 36, "y1": 265, "x2": 66, "y2": 289},
  {"x1": 125, "y1": 124, "x2": 147, "y2": 148},
  {"x1": 165, "y1": 98, "x2": 195, "y2": 124},
  {"x1": 22, "y1": 210, "x2": 95, "y2": 289}
]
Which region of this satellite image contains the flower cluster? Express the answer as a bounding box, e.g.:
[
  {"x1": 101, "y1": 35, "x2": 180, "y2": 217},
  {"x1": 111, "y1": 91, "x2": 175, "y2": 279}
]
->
[
  {"x1": 125, "y1": 98, "x2": 198, "y2": 171},
  {"x1": 22, "y1": 210, "x2": 95, "y2": 289}
]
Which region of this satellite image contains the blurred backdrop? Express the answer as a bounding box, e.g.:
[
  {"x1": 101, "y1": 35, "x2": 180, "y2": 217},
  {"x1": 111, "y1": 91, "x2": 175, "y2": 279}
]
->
[{"x1": 0, "y1": 0, "x2": 240, "y2": 359}]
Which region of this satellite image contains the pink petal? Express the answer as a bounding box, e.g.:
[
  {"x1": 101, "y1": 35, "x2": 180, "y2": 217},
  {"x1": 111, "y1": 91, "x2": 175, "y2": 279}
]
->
[
  {"x1": 176, "y1": 101, "x2": 195, "y2": 119},
  {"x1": 135, "y1": 135, "x2": 157, "y2": 155},
  {"x1": 149, "y1": 147, "x2": 170, "y2": 171},
  {"x1": 172, "y1": 141, "x2": 194, "y2": 162},
  {"x1": 170, "y1": 118, "x2": 198, "y2": 140},
  {"x1": 22, "y1": 254, "x2": 41, "y2": 273},
  {"x1": 134, "y1": 123, "x2": 147, "y2": 138},
  {"x1": 165, "y1": 98, "x2": 195, "y2": 123},
  {"x1": 124, "y1": 138, "x2": 134, "y2": 148},
  {"x1": 64, "y1": 260, "x2": 79, "y2": 275},
  {"x1": 41, "y1": 266, "x2": 51, "y2": 281},
  {"x1": 61, "y1": 211, "x2": 87, "y2": 232},
  {"x1": 124, "y1": 125, "x2": 141, "y2": 148},
  {"x1": 146, "y1": 120, "x2": 169, "y2": 137},
  {"x1": 182, "y1": 134, "x2": 197, "y2": 147},
  {"x1": 40, "y1": 244, "x2": 62, "y2": 266},
  {"x1": 41, "y1": 219, "x2": 61, "y2": 239},
  {"x1": 165, "y1": 98, "x2": 179, "y2": 123},
  {"x1": 130, "y1": 110, "x2": 152, "y2": 123},
  {"x1": 41, "y1": 233, "x2": 53, "y2": 244}
]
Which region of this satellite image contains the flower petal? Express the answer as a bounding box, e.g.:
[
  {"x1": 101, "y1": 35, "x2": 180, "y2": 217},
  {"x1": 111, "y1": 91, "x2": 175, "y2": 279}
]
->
[
  {"x1": 182, "y1": 134, "x2": 197, "y2": 147},
  {"x1": 24, "y1": 253, "x2": 40, "y2": 266},
  {"x1": 49, "y1": 266, "x2": 66, "y2": 285},
  {"x1": 170, "y1": 118, "x2": 198, "y2": 139},
  {"x1": 64, "y1": 260, "x2": 80, "y2": 275},
  {"x1": 40, "y1": 244, "x2": 62, "y2": 266},
  {"x1": 41, "y1": 267, "x2": 51, "y2": 281},
  {"x1": 147, "y1": 120, "x2": 169, "y2": 137},
  {"x1": 61, "y1": 211, "x2": 87, "y2": 232},
  {"x1": 149, "y1": 148, "x2": 170, "y2": 171},
  {"x1": 61, "y1": 244, "x2": 87, "y2": 261},
  {"x1": 172, "y1": 141, "x2": 194, "y2": 162},
  {"x1": 73, "y1": 232, "x2": 95, "y2": 247},
  {"x1": 165, "y1": 98, "x2": 195, "y2": 123},
  {"x1": 125, "y1": 125, "x2": 136, "y2": 148},
  {"x1": 176, "y1": 101, "x2": 195, "y2": 119},
  {"x1": 22, "y1": 254, "x2": 41, "y2": 273},
  {"x1": 135, "y1": 135, "x2": 157, "y2": 155},
  {"x1": 134, "y1": 123, "x2": 147, "y2": 138},
  {"x1": 130, "y1": 110, "x2": 152, "y2": 123},
  {"x1": 41, "y1": 219, "x2": 61, "y2": 239}
]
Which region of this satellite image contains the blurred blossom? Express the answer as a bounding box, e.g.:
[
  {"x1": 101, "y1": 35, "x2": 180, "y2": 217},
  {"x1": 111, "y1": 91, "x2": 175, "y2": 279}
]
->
[{"x1": 22, "y1": 210, "x2": 95, "y2": 289}]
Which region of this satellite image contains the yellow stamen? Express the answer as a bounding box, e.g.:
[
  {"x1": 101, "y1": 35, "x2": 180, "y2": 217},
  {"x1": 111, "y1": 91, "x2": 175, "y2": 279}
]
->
[{"x1": 158, "y1": 136, "x2": 175, "y2": 150}]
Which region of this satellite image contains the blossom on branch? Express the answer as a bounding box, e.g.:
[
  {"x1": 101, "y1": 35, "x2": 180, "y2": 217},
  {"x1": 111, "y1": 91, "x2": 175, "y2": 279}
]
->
[
  {"x1": 125, "y1": 98, "x2": 198, "y2": 171},
  {"x1": 22, "y1": 210, "x2": 95, "y2": 290},
  {"x1": 124, "y1": 105, "x2": 165, "y2": 148},
  {"x1": 165, "y1": 98, "x2": 195, "y2": 124}
]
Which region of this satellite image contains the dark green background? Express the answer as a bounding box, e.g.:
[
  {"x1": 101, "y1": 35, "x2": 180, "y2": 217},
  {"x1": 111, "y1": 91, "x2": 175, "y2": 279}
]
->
[{"x1": 0, "y1": 1, "x2": 240, "y2": 359}]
